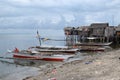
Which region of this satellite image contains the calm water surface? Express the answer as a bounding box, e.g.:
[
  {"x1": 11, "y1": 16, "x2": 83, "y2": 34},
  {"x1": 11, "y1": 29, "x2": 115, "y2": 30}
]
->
[
  {"x1": 0, "y1": 29, "x2": 113, "y2": 80},
  {"x1": 0, "y1": 29, "x2": 65, "y2": 80}
]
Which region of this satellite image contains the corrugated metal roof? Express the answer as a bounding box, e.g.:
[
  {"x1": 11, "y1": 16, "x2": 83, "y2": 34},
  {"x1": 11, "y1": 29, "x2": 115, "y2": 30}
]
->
[{"x1": 64, "y1": 27, "x2": 73, "y2": 31}]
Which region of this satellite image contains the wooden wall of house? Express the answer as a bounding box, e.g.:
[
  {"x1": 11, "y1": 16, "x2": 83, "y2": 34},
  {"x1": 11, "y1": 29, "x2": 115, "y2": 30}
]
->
[
  {"x1": 116, "y1": 32, "x2": 120, "y2": 36},
  {"x1": 64, "y1": 23, "x2": 120, "y2": 46}
]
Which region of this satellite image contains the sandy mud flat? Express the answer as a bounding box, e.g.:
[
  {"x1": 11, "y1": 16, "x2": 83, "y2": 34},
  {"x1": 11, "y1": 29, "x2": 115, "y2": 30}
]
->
[{"x1": 24, "y1": 49, "x2": 120, "y2": 80}]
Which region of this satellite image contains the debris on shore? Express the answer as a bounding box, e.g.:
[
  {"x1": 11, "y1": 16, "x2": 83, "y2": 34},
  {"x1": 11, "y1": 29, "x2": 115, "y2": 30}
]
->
[{"x1": 23, "y1": 49, "x2": 120, "y2": 80}]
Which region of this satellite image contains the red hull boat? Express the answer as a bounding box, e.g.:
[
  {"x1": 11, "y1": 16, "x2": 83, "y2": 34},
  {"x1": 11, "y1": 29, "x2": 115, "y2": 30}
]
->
[{"x1": 13, "y1": 50, "x2": 74, "y2": 61}]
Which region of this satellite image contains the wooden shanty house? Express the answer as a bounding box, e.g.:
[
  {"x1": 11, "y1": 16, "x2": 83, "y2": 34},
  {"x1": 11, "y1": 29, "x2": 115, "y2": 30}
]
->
[
  {"x1": 75, "y1": 27, "x2": 82, "y2": 36},
  {"x1": 64, "y1": 23, "x2": 117, "y2": 45},
  {"x1": 89, "y1": 23, "x2": 108, "y2": 37},
  {"x1": 64, "y1": 27, "x2": 73, "y2": 35},
  {"x1": 115, "y1": 25, "x2": 120, "y2": 44},
  {"x1": 81, "y1": 26, "x2": 90, "y2": 37},
  {"x1": 64, "y1": 27, "x2": 77, "y2": 46},
  {"x1": 105, "y1": 26, "x2": 115, "y2": 37},
  {"x1": 115, "y1": 25, "x2": 120, "y2": 37},
  {"x1": 75, "y1": 26, "x2": 89, "y2": 42},
  {"x1": 89, "y1": 23, "x2": 115, "y2": 42}
]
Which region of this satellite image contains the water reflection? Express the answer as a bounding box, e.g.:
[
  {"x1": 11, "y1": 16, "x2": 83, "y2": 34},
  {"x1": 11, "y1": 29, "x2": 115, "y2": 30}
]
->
[{"x1": 13, "y1": 59, "x2": 63, "y2": 67}]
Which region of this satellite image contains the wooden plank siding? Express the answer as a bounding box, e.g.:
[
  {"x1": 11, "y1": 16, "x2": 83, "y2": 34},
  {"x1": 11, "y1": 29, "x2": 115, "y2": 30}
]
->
[{"x1": 64, "y1": 23, "x2": 119, "y2": 45}]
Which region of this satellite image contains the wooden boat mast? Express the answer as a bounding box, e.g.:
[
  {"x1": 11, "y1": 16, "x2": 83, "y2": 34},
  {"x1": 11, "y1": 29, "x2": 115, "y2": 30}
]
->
[{"x1": 37, "y1": 30, "x2": 41, "y2": 46}]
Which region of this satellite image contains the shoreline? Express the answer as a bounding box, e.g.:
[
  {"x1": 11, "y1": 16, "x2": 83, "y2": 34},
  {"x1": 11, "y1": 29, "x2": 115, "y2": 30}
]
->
[{"x1": 24, "y1": 49, "x2": 120, "y2": 80}]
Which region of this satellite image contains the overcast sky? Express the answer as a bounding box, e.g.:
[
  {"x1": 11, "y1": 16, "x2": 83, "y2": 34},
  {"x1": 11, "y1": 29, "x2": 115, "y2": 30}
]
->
[{"x1": 0, "y1": 0, "x2": 120, "y2": 29}]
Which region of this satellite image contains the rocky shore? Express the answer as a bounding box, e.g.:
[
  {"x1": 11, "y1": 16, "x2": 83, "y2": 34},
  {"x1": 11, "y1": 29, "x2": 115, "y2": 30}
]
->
[{"x1": 24, "y1": 49, "x2": 120, "y2": 80}]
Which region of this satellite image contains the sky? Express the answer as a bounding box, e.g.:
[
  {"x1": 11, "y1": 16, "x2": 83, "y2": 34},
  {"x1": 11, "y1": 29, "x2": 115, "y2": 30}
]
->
[{"x1": 0, "y1": 0, "x2": 120, "y2": 29}]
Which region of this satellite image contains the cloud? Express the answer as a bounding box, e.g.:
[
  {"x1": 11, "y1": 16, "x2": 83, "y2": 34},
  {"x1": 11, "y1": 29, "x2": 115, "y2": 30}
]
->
[
  {"x1": 50, "y1": 16, "x2": 61, "y2": 24},
  {"x1": 106, "y1": 0, "x2": 120, "y2": 7},
  {"x1": 0, "y1": 0, "x2": 120, "y2": 29},
  {"x1": 0, "y1": 0, "x2": 113, "y2": 16},
  {"x1": 84, "y1": 12, "x2": 106, "y2": 24},
  {"x1": 2, "y1": 0, "x2": 110, "y2": 11},
  {"x1": 63, "y1": 14, "x2": 75, "y2": 23}
]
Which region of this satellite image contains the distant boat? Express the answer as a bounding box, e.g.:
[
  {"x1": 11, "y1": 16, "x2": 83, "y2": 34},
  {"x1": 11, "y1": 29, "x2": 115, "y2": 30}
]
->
[{"x1": 13, "y1": 50, "x2": 75, "y2": 61}]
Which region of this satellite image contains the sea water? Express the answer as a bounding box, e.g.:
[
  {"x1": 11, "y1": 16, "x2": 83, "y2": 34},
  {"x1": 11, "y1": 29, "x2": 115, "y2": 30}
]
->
[{"x1": 0, "y1": 29, "x2": 65, "y2": 80}]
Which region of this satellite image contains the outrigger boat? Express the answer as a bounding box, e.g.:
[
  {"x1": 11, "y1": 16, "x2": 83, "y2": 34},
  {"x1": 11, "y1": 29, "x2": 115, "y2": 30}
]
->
[
  {"x1": 28, "y1": 46, "x2": 79, "y2": 54},
  {"x1": 34, "y1": 31, "x2": 79, "y2": 53},
  {"x1": 79, "y1": 46, "x2": 105, "y2": 52},
  {"x1": 12, "y1": 48, "x2": 75, "y2": 61},
  {"x1": 76, "y1": 42, "x2": 112, "y2": 46},
  {"x1": 75, "y1": 37, "x2": 112, "y2": 46},
  {"x1": 11, "y1": 31, "x2": 78, "y2": 61}
]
